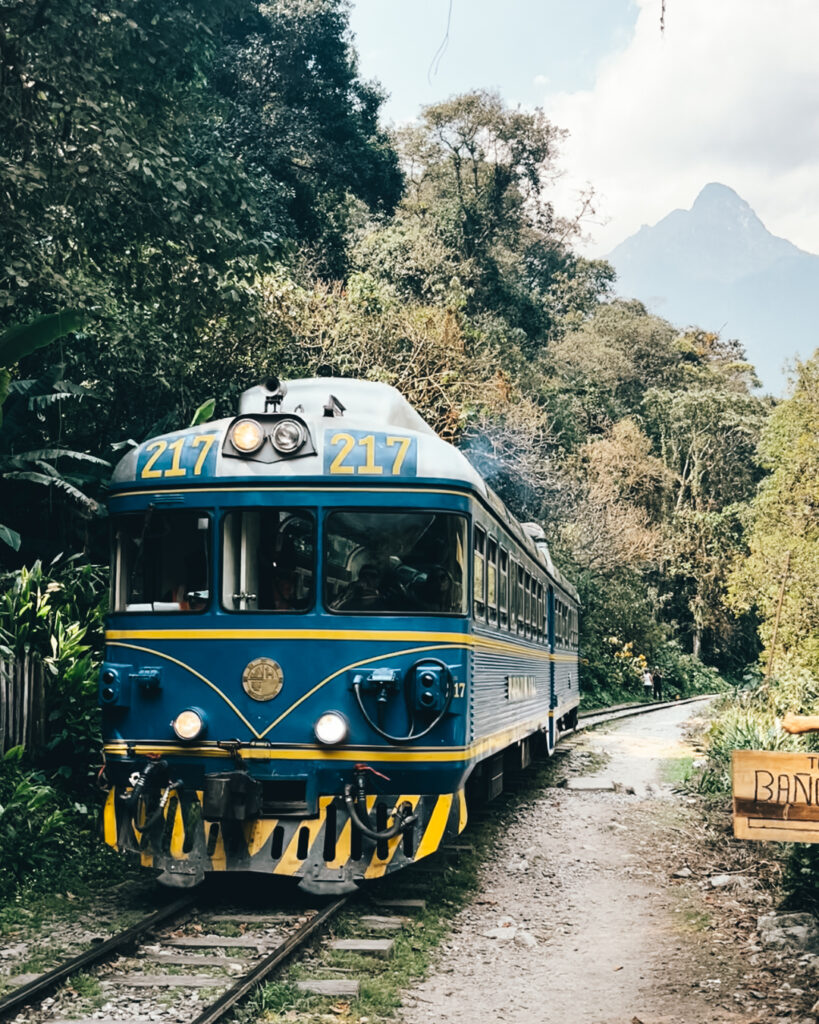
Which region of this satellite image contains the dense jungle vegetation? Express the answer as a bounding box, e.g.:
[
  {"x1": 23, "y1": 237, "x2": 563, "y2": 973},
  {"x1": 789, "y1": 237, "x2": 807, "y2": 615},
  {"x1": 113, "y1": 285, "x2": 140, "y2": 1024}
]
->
[{"x1": 0, "y1": 0, "x2": 816, "y2": 899}]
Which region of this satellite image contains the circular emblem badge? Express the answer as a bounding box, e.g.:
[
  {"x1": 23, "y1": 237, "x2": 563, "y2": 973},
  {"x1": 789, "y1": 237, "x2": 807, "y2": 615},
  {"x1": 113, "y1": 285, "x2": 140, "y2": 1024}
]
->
[{"x1": 242, "y1": 658, "x2": 284, "y2": 701}]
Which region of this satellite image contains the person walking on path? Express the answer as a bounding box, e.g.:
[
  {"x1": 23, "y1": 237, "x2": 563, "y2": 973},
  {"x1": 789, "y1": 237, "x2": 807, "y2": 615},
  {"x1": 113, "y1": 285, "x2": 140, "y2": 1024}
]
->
[
  {"x1": 642, "y1": 667, "x2": 654, "y2": 700},
  {"x1": 652, "y1": 666, "x2": 663, "y2": 701}
]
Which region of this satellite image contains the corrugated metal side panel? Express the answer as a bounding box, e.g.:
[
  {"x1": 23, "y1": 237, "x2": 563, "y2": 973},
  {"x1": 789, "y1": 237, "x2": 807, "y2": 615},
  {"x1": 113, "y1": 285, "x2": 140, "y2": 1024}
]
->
[
  {"x1": 470, "y1": 647, "x2": 551, "y2": 741},
  {"x1": 553, "y1": 652, "x2": 580, "y2": 708}
]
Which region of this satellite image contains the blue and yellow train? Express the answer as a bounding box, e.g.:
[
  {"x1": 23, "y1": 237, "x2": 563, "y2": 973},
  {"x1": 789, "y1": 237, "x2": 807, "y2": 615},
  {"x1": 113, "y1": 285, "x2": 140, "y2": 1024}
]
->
[{"x1": 99, "y1": 378, "x2": 580, "y2": 893}]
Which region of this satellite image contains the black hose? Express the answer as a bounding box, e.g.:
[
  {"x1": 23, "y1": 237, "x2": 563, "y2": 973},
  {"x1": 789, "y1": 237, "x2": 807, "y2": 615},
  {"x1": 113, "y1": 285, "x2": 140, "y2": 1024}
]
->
[
  {"x1": 353, "y1": 659, "x2": 454, "y2": 744},
  {"x1": 343, "y1": 785, "x2": 417, "y2": 840}
]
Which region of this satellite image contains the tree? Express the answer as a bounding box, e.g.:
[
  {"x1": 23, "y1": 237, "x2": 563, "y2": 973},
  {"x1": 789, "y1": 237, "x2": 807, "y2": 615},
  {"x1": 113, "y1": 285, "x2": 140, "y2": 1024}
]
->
[
  {"x1": 730, "y1": 355, "x2": 819, "y2": 675},
  {"x1": 354, "y1": 91, "x2": 613, "y2": 354},
  {"x1": 212, "y1": 0, "x2": 403, "y2": 277}
]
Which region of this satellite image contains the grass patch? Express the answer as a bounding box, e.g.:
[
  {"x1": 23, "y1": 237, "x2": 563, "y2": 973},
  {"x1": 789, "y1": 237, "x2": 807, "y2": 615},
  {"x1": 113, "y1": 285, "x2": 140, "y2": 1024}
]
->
[{"x1": 661, "y1": 755, "x2": 694, "y2": 787}]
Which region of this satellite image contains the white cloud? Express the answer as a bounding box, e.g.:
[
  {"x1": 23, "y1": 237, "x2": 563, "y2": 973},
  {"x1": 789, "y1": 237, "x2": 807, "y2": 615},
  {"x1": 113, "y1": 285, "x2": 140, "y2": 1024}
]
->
[{"x1": 546, "y1": 0, "x2": 819, "y2": 255}]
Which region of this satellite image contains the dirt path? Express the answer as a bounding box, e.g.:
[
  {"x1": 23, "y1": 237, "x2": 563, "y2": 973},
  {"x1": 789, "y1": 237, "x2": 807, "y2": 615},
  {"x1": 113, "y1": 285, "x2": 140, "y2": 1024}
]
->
[{"x1": 401, "y1": 703, "x2": 794, "y2": 1024}]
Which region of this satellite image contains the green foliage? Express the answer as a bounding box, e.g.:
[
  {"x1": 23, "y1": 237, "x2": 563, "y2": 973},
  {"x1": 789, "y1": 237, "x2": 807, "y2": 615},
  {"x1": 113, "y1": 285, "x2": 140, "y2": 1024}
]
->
[
  {"x1": 0, "y1": 311, "x2": 86, "y2": 371},
  {"x1": 0, "y1": 747, "x2": 86, "y2": 901},
  {"x1": 189, "y1": 398, "x2": 216, "y2": 427},
  {"x1": 0, "y1": 559, "x2": 106, "y2": 777},
  {"x1": 729, "y1": 354, "x2": 819, "y2": 677},
  {"x1": 0, "y1": 0, "x2": 402, "y2": 552}
]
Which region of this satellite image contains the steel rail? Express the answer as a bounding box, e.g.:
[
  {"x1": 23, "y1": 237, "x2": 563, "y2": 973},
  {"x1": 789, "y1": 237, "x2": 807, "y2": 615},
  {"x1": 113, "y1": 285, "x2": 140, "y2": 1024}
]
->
[
  {"x1": 188, "y1": 895, "x2": 350, "y2": 1024},
  {"x1": 575, "y1": 693, "x2": 717, "y2": 731},
  {"x1": 0, "y1": 894, "x2": 196, "y2": 1020}
]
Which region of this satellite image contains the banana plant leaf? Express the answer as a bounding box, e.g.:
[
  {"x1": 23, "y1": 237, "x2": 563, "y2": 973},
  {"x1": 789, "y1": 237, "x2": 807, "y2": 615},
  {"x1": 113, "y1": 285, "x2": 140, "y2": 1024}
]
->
[
  {"x1": 0, "y1": 311, "x2": 86, "y2": 369},
  {"x1": 190, "y1": 397, "x2": 216, "y2": 426},
  {"x1": 0, "y1": 524, "x2": 21, "y2": 551}
]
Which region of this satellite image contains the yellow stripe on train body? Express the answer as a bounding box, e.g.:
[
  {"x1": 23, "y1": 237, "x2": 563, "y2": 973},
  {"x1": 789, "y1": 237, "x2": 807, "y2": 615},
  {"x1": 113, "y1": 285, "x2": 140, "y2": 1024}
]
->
[
  {"x1": 103, "y1": 627, "x2": 577, "y2": 663},
  {"x1": 102, "y1": 710, "x2": 561, "y2": 769}
]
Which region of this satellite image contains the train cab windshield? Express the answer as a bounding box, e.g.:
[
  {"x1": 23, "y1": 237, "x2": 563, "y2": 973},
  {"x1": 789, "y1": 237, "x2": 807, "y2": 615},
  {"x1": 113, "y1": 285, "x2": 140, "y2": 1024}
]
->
[
  {"x1": 325, "y1": 510, "x2": 467, "y2": 614},
  {"x1": 113, "y1": 509, "x2": 211, "y2": 612},
  {"x1": 222, "y1": 509, "x2": 315, "y2": 612}
]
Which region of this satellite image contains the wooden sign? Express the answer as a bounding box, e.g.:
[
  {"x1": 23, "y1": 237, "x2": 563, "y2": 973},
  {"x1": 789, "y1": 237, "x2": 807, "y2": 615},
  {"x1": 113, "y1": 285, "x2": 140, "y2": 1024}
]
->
[{"x1": 733, "y1": 750, "x2": 819, "y2": 843}]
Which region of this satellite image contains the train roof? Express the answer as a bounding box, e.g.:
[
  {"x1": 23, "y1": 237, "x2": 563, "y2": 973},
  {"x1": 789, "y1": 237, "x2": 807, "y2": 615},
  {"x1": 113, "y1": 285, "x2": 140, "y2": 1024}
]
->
[{"x1": 110, "y1": 377, "x2": 578, "y2": 600}]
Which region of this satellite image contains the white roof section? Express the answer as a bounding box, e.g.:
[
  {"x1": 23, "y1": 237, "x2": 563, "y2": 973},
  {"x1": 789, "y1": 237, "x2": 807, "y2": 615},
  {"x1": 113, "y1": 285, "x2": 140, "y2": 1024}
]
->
[{"x1": 244, "y1": 378, "x2": 439, "y2": 437}]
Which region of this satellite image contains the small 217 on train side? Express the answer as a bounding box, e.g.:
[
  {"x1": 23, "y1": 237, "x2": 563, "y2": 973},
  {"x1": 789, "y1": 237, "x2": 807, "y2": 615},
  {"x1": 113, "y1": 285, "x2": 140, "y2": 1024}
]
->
[{"x1": 99, "y1": 377, "x2": 580, "y2": 893}]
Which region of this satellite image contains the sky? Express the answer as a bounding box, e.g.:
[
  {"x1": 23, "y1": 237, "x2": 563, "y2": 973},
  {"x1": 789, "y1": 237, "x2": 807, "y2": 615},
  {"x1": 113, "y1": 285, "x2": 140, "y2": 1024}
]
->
[{"x1": 349, "y1": 0, "x2": 819, "y2": 258}]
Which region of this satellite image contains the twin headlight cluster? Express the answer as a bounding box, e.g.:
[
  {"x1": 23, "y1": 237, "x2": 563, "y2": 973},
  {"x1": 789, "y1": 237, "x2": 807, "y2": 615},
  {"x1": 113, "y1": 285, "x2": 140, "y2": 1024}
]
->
[
  {"x1": 169, "y1": 708, "x2": 349, "y2": 746},
  {"x1": 228, "y1": 417, "x2": 307, "y2": 456}
]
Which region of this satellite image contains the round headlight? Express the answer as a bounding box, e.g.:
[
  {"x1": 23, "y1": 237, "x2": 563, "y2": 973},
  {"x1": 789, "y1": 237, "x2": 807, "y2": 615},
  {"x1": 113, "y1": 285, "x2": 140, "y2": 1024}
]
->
[
  {"x1": 230, "y1": 418, "x2": 265, "y2": 454},
  {"x1": 270, "y1": 418, "x2": 306, "y2": 454},
  {"x1": 172, "y1": 708, "x2": 205, "y2": 741},
  {"x1": 314, "y1": 711, "x2": 348, "y2": 746}
]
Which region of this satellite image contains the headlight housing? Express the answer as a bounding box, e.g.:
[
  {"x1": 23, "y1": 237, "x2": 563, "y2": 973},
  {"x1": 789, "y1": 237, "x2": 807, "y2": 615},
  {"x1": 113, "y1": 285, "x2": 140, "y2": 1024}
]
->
[
  {"x1": 314, "y1": 710, "x2": 348, "y2": 746},
  {"x1": 270, "y1": 418, "x2": 307, "y2": 455},
  {"x1": 229, "y1": 418, "x2": 265, "y2": 454},
  {"x1": 172, "y1": 708, "x2": 206, "y2": 741}
]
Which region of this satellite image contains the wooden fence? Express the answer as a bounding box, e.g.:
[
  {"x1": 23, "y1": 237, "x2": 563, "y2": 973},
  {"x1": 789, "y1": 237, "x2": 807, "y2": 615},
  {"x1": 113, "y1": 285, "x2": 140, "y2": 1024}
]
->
[{"x1": 0, "y1": 655, "x2": 46, "y2": 755}]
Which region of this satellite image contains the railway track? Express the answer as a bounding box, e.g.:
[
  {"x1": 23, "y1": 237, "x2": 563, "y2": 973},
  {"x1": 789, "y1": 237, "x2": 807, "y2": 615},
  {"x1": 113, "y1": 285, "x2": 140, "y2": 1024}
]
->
[
  {"x1": 575, "y1": 692, "x2": 715, "y2": 731},
  {"x1": 0, "y1": 896, "x2": 349, "y2": 1024},
  {"x1": 0, "y1": 695, "x2": 716, "y2": 1023}
]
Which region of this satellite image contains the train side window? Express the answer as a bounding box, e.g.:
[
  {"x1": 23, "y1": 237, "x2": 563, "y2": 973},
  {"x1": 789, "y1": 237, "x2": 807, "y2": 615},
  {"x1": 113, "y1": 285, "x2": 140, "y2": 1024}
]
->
[
  {"x1": 498, "y1": 548, "x2": 509, "y2": 629},
  {"x1": 222, "y1": 509, "x2": 315, "y2": 613},
  {"x1": 523, "y1": 573, "x2": 532, "y2": 638},
  {"x1": 473, "y1": 526, "x2": 486, "y2": 619},
  {"x1": 516, "y1": 564, "x2": 525, "y2": 634},
  {"x1": 487, "y1": 538, "x2": 498, "y2": 626},
  {"x1": 536, "y1": 581, "x2": 544, "y2": 642}
]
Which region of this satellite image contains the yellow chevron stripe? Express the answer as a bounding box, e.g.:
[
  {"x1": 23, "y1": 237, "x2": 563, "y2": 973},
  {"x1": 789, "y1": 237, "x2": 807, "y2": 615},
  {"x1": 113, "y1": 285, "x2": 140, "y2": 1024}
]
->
[
  {"x1": 169, "y1": 800, "x2": 187, "y2": 860},
  {"x1": 103, "y1": 789, "x2": 118, "y2": 847},
  {"x1": 363, "y1": 794, "x2": 420, "y2": 879},
  {"x1": 244, "y1": 818, "x2": 279, "y2": 857},
  {"x1": 415, "y1": 793, "x2": 453, "y2": 861},
  {"x1": 273, "y1": 796, "x2": 333, "y2": 876},
  {"x1": 325, "y1": 818, "x2": 352, "y2": 871},
  {"x1": 207, "y1": 823, "x2": 227, "y2": 870},
  {"x1": 105, "y1": 642, "x2": 262, "y2": 738},
  {"x1": 457, "y1": 788, "x2": 468, "y2": 834}
]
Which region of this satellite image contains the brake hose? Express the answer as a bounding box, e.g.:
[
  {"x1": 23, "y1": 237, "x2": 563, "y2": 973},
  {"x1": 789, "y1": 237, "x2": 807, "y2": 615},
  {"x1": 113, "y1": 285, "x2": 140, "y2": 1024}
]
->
[{"x1": 343, "y1": 784, "x2": 417, "y2": 840}]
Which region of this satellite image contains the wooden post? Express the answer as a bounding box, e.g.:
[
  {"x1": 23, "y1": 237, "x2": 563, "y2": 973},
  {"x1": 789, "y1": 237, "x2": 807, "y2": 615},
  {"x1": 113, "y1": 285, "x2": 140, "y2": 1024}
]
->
[{"x1": 765, "y1": 550, "x2": 791, "y2": 680}]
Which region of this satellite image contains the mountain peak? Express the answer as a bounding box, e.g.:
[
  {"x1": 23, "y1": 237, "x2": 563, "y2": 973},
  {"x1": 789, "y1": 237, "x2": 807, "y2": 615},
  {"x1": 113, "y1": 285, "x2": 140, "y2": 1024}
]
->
[
  {"x1": 693, "y1": 182, "x2": 746, "y2": 208},
  {"x1": 607, "y1": 183, "x2": 819, "y2": 394},
  {"x1": 691, "y1": 182, "x2": 757, "y2": 221}
]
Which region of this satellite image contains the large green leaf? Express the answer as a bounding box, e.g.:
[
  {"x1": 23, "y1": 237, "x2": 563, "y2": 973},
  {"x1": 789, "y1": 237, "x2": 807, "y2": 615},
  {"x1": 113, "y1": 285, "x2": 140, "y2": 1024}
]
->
[
  {"x1": 0, "y1": 311, "x2": 86, "y2": 369},
  {"x1": 0, "y1": 524, "x2": 21, "y2": 551},
  {"x1": 189, "y1": 398, "x2": 216, "y2": 427},
  {"x1": 14, "y1": 449, "x2": 111, "y2": 467}
]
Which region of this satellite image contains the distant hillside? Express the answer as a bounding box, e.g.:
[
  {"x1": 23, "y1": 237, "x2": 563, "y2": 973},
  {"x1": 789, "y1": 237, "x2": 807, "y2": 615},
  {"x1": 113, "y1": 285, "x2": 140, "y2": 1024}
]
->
[{"x1": 608, "y1": 183, "x2": 819, "y2": 394}]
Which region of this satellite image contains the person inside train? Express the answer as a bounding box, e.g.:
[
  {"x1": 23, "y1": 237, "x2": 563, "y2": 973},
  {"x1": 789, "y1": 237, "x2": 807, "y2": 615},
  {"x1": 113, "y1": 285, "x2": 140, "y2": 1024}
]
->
[
  {"x1": 333, "y1": 563, "x2": 383, "y2": 611},
  {"x1": 269, "y1": 566, "x2": 298, "y2": 610}
]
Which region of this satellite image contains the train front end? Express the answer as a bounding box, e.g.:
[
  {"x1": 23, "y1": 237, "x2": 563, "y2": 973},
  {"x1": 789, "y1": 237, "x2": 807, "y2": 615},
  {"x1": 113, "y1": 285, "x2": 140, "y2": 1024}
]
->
[{"x1": 100, "y1": 379, "x2": 475, "y2": 892}]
